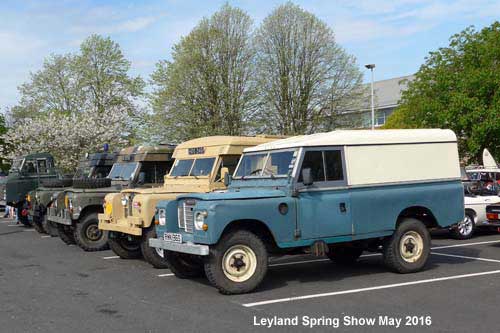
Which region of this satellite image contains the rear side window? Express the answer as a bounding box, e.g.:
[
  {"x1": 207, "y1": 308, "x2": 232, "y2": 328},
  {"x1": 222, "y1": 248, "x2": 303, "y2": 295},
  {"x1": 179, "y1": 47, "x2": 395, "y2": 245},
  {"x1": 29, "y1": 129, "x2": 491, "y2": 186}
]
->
[{"x1": 299, "y1": 149, "x2": 345, "y2": 184}]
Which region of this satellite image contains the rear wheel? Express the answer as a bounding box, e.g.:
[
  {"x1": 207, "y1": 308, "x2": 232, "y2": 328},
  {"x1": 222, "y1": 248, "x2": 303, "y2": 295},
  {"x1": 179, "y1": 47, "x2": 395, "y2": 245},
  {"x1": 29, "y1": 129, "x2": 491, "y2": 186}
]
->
[
  {"x1": 57, "y1": 224, "x2": 75, "y2": 245},
  {"x1": 204, "y1": 230, "x2": 268, "y2": 295},
  {"x1": 383, "y1": 218, "x2": 430, "y2": 273},
  {"x1": 42, "y1": 214, "x2": 58, "y2": 237},
  {"x1": 32, "y1": 217, "x2": 46, "y2": 234},
  {"x1": 327, "y1": 246, "x2": 363, "y2": 265},
  {"x1": 141, "y1": 225, "x2": 169, "y2": 268},
  {"x1": 108, "y1": 234, "x2": 142, "y2": 259},
  {"x1": 73, "y1": 212, "x2": 109, "y2": 251},
  {"x1": 165, "y1": 251, "x2": 204, "y2": 278},
  {"x1": 451, "y1": 211, "x2": 475, "y2": 240}
]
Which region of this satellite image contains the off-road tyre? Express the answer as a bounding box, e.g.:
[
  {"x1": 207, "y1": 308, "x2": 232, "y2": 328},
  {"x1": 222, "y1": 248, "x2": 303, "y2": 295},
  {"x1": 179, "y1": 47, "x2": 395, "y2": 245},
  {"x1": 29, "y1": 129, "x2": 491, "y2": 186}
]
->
[
  {"x1": 41, "y1": 178, "x2": 73, "y2": 188},
  {"x1": 383, "y1": 218, "x2": 430, "y2": 273},
  {"x1": 32, "y1": 219, "x2": 46, "y2": 234},
  {"x1": 41, "y1": 214, "x2": 58, "y2": 237},
  {"x1": 164, "y1": 251, "x2": 204, "y2": 278},
  {"x1": 327, "y1": 246, "x2": 363, "y2": 265},
  {"x1": 141, "y1": 225, "x2": 169, "y2": 268},
  {"x1": 109, "y1": 235, "x2": 142, "y2": 259},
  {"x1": 72, "y1": 178, "x2": 111, "y2": 189},
  {"x1": 57, "y1": 224, "x2": 76, "y2": 245},
  {"x1": 73, "y1": 212, "x2": 109, "y2": 251},
  {"x1": 451, "y1": 211, "x2": 475, "y2": 240},
  {"x1": 204, "y1": 230, "x2": 268, "y2": 295}
]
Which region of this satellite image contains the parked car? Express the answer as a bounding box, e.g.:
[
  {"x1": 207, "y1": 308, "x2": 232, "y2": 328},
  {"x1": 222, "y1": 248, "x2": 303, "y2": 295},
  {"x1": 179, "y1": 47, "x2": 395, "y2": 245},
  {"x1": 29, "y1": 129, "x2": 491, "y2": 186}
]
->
[
  {"x1": 2, "y1": 153, "x2": 59, "y2": 226},
  {"x1": 98, "y1": 135, "x2": 283, "y2": 268},
  {"x1": 47, "y1": 145, "x2": 175, "y2": 251},
  {"x1": 150, "y1": 129, "x2": 464, "y2": 294},
  {"x1": 27, "y1": 151, "x2": 116, "y2": 236},
  {"x1": 0, "y1": 171, "x2": 7, "y2": 212},
  {"x1": 485, "y1": 204, "x2": 500, "y2": 228}
]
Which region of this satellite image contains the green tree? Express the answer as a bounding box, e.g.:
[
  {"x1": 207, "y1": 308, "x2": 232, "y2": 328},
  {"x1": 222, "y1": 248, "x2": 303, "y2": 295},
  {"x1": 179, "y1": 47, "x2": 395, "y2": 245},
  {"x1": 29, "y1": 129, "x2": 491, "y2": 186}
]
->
[
  {"x1": 149, "y1": 4, "x2": 256, "y2": 142},
  {"x1": 254, "y1": 2, "x2": 363, "y2": 135},
  {"x1": 0, "y1": 113, "x2": 8, "y2": 172},
  {"x1": 385, "y1": 22, "x2": 500, "y2": 162}
]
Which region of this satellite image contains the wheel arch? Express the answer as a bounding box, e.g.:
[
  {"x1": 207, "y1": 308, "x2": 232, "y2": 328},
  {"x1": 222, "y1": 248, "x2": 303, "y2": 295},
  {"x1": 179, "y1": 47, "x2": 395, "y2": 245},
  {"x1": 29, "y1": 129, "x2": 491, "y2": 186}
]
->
[
  {"x1": 396, "y1": 206, "x2": 439, "y2": 229},
  {"x1": 219, "y1": 219, "x2": 280, "y2": 253},
  {"x1": 78, "y1": 204, "x2": 103, "y2": 222}
]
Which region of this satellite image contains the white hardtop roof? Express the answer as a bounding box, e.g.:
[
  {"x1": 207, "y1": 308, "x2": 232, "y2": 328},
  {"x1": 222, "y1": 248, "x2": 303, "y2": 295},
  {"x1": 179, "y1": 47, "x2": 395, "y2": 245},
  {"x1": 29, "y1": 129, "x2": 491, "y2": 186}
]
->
[{"x1": 245, "y1": 129, "x2": 457, "y2": 152}]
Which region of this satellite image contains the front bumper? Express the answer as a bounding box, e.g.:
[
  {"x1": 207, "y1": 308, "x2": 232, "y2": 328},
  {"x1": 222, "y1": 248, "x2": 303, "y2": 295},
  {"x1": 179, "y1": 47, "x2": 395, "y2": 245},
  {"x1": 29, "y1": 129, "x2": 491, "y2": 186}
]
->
[
  {"x1": 149, "y1": 238, "x2": 209, "y2": 256},
  {"x1": 98, "y1": 214, "x2": 143, "y2": 236},
  {"x1": 47, "y1": 207, "x2": 73, "y2": 225},
  {"x1": 478, "y1": 220, "x2": 500, "y2": 228}
]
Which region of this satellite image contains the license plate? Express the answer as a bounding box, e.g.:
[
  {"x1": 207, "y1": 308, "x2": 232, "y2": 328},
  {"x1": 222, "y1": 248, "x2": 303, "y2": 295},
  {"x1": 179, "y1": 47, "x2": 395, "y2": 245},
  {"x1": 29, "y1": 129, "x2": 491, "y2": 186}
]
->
[{"x1": 163, "y1": 232, "x2": 182, "y2": 243}]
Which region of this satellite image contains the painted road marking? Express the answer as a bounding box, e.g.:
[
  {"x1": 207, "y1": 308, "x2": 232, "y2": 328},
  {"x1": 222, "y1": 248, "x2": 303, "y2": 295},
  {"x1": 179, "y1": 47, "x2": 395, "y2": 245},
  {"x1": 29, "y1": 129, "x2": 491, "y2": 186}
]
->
[
  {"x1": 23, "y1": 229, "x2": 35, "y2": 232},
  {"x1": 242, "y1": 269, "x2": 500, "y2": 307},
  {"x1": 158, "y1": 273, "x2": 175, "y2": 277},
  {"x1": 41, "y1": 235, "x2": 51, "y2": 238},
  {"x1": 432, "y1": 239, "x2": 500, "y2": 250},
  {"x1": 102, "y1": 256, "x2": 120, "y2": 260},
  {"x1": 431, "y1": 252, "x2": 500, "y2": 264}
]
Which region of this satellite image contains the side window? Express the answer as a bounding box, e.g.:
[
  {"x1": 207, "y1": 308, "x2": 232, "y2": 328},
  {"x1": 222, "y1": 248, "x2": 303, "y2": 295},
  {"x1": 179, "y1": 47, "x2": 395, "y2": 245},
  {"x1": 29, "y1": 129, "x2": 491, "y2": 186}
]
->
[
  {"x1": 215, "y1": 155, "x2": 240, "y2": 182},
  {"x1": 23, "y1": 160, "x2": 37, "y2": 174},
  {"x1": 299, "y1": 151, "x2": 324, "y2": 182},
  {"x1": 325, "y1": 150, "x2": 344, "y2": 181},
  {"x1": 37, "y1": 159, "x2": 48, "y2": 174}
]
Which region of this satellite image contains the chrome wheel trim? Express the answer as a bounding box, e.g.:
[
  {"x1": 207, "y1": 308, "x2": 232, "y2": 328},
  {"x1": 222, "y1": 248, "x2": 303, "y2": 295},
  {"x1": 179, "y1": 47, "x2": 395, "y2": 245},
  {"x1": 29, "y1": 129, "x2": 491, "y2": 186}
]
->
[
  {"x1": 400, "y1": 231, "x2": 424, "y2": 263},
  {"x1": 222, "y1": 245, "x2": 257, "y2": 283},
  {"x1": 458, "y1": 215, "x2": 474, "y2": 236}
]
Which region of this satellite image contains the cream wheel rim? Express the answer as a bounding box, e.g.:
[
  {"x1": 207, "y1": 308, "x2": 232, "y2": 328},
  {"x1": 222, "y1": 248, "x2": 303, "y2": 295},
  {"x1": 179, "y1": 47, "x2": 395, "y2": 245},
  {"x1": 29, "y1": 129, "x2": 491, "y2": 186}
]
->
[
  {"x1": 222, "y1": 245, "x2": 257, "y2": 282},
  {"x1": 400, "y1": 231, "x2": 424, "y2": 263}
]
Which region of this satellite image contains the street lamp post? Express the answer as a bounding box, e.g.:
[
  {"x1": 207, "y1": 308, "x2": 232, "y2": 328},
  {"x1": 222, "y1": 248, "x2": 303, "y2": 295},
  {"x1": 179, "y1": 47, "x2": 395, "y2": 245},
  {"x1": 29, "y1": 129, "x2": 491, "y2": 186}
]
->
[{"x1": 365, "y1": 64, "x2": 376, "y2": 130}]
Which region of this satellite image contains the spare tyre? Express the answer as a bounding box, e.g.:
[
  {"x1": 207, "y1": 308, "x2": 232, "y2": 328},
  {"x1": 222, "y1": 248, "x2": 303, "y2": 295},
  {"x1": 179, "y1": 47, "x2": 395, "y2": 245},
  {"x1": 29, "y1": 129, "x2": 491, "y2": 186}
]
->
[
  {"x1": 41, "y1": 178, "x2": 73, "y2": 188},
  {"x1": 72, "y1": 178, "x2": 111, "y2": 189}
]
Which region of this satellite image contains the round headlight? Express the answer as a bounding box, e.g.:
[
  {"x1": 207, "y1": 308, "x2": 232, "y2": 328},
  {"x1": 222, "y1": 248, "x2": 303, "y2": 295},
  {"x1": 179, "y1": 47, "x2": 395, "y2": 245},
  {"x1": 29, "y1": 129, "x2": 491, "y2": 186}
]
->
[{"x1": 194, "y1": 211, "x2": 208, "y2": 230}]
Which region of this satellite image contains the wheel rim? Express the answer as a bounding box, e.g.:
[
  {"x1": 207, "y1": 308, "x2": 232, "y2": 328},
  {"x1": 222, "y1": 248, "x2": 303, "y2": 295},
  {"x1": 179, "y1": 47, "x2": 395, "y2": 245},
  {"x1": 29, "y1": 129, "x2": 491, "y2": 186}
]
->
[
  {"x1": 155, "y1": 247, "x2": 164, "y2": 258},
  {"x1": 399, "y1": 231, "x2": 424, "y2": 263},
  {"x1": 120, "y1": 238, "x2": 140, "y2": 251},
  {"x1": 457, "y1": 215, "x2": 473, "y2": 236},
  {"x1": 222, "y1": 245, "x2": 257, "y2": 282},
  {"x1": 85, "y1": 223, "x2": 102, "y2": 241}
]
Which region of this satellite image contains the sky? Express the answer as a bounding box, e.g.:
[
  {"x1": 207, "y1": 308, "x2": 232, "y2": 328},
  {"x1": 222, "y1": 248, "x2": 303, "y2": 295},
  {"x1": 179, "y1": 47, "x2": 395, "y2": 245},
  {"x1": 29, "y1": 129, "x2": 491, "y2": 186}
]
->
[{"x1": 1, "y1": 0, "x2": 500, "y2": 111}]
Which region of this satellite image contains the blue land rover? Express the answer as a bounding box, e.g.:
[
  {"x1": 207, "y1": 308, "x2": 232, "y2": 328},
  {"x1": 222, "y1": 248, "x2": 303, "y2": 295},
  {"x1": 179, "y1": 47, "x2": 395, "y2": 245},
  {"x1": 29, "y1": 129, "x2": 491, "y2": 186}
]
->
[{"x1": 150, "y1": 129, "x2": 464, "y2": 294}]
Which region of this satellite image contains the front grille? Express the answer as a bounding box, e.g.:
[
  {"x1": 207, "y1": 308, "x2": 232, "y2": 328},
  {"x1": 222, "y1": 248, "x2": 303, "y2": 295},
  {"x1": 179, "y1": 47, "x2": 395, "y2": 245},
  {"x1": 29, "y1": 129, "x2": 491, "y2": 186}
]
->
[{"x1": 178, "y1": 200, "x2": 195, "y2": 233}]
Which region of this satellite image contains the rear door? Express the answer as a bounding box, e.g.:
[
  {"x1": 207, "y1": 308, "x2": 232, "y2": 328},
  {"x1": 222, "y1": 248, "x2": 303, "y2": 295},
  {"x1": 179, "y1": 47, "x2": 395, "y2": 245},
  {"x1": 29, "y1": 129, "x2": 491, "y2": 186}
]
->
[{"x1": 296, "y1": 148, "x2": 352, "y2": 239}]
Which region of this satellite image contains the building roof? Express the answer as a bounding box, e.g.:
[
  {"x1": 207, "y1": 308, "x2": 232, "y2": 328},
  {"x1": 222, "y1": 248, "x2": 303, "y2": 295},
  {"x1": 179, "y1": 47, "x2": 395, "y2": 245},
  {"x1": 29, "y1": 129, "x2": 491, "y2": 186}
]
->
[
  {"x1": 343, "y1": 75, "x2": 415, "y2": 113},
  {"x1": 244, "y1": 129, "x2": 457, "y2": 152}
]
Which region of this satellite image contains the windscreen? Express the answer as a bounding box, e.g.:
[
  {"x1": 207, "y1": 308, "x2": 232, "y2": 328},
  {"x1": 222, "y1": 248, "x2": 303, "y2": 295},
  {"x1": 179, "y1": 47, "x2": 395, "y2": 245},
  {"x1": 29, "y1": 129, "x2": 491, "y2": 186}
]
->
[
  {"x1": 10, "y1": 158, "x2": 23, "y2": 172},
  {"x1": 234, "y1": 151, "x2": 295, "y2": 178},
  {"x1": 108, "y1": 162, "x2": 139, "y2": 180},
  {"x1": 169, "y1": 158, "x2": 216, "y2": 177}
]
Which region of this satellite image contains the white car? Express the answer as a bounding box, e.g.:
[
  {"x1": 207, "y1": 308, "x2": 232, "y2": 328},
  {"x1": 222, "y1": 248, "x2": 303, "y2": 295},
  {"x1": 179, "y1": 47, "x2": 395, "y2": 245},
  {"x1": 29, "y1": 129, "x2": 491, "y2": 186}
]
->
[{"x1": 452, "y1": 194, "x2": 500, "y2": 239}]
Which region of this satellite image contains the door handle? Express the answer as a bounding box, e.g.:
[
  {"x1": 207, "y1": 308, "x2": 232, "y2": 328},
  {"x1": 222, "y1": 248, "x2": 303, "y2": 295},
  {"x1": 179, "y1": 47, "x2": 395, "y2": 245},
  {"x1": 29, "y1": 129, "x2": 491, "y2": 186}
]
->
[{"x1": 339, "y1": 202, "x2": 347, "y2": 213}]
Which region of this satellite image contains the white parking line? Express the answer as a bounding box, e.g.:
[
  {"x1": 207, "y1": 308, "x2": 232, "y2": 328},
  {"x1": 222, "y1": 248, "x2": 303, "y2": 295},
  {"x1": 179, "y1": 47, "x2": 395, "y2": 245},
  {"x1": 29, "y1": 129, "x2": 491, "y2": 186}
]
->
[
  {"x1": 158, "y1": 273, "x2": 174, "y2": 277},
  {"x1": 431, "y1": 252, "x2": 500, "y2": 263},
  {"x1": 7, "y1": 224, "x2": 19, "y2": 227},
  {"x1": 102, "y1": 256, "x2": 120, "y2": 260},
  {"x1": 23, "y1": 229, "x2": 35, "y2": 232},
  {"x1": 242, "y1": 269, "x2": 500, "y2": 307},
  {"x1": 431, "y1": 239, "x2": 500, "y2": 250},
  {"x1": 41, "y1": 235, "x2": 51, "y2": 238}
]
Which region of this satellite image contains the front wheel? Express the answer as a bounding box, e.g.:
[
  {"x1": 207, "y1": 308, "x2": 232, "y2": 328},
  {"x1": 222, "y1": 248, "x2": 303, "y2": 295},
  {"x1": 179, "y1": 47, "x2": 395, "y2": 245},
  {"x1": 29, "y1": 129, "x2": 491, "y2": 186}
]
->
[
  {"x1": 383, "y1": 218, "x2": 430, "y2": 273},
  {"x1": 164, "y1": 251, "x2": 204, "y2": 278},
  {"x1": 451, "y1": 212, "x2": 475, "y2": 240},
  {"x1": 108, "y1": 234, "x2": 142, "y2": 259},
  {"x1": 57, "y1": 224, "x2": 76, "y2": 245},
  {"x1": 141, "y1": 225, "x2": 169, "y2": 268},
  {"x1": 204, "y1": 230, "x2": 268, "y2": 295},
  {"x1": 42, "y1": 214, "x2": 58, "y2": 237},
  {"x1": 73, "y1": 212, "x2": 109, "y2": 252}
]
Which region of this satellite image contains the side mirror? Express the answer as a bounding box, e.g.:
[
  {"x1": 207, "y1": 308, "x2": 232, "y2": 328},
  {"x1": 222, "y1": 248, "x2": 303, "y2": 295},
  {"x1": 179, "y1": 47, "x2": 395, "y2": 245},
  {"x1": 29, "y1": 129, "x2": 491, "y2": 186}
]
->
[
  {"x1": 220, "y1": 167, "x2": 229, "y2": 181},
  {"x1": 302, "y1": 168, "x2": 313, "y2": 186},
  {"x1": 223, "y1": 172, "x2": 232, "y2": 187},
  {"x1": 138, "y1": 172, "x2": 146, "y2": 185}
]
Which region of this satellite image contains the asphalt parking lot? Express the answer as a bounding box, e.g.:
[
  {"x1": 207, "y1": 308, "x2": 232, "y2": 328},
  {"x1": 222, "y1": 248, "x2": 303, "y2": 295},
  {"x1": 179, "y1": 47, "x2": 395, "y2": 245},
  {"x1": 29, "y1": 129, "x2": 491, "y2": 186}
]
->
[{"x1": 2, "y1": 217, "x2": 500, "y2": 332}]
